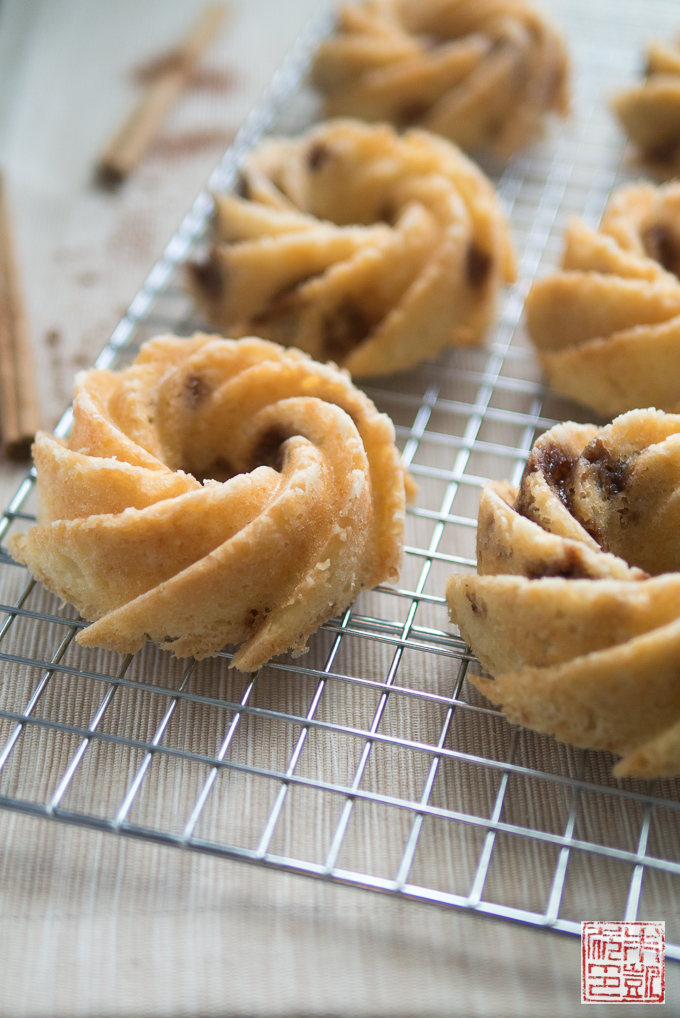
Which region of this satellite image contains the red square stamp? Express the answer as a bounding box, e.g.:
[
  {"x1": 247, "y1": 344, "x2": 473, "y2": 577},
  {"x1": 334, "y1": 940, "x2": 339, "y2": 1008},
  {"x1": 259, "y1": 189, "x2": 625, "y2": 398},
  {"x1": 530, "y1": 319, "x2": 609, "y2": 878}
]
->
[{"x1": 582, "y1": 922, "x2": 665, "y2": 1004}]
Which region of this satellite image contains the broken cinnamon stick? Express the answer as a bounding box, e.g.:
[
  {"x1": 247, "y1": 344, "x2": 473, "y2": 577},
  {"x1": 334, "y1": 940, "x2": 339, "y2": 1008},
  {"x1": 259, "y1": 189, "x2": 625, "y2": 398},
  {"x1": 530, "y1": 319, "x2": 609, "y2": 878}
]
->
[
  {"x1": 96, "y1": 3, "x2": 231, "y2": 185},
  {"x1": 0, "y1": 170, "x2": 40, "y2": 459}
]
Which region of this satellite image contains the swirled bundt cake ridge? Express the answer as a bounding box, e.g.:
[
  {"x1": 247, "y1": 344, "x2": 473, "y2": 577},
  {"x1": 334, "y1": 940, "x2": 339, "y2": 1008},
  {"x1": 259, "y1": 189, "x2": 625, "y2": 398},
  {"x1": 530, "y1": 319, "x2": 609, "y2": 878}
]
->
[
  {"x1": 189, "y1": 119, "x2": 516, "y2": 378},
  {"x1": 612, "y1": 34, "x2": 680, "y2": 178},
  {"x1": 9, "y1": 334, "x2": 409, "y2": 672},
  {"x1": 447, "y1": 409, "x2": 680, "y2": 778},
  {"x1": 526, "y1": 180, "x2": 680, "y2": 417},
  {"x1": 310, "y1": 0, "x2": 570, "y2": 158}
]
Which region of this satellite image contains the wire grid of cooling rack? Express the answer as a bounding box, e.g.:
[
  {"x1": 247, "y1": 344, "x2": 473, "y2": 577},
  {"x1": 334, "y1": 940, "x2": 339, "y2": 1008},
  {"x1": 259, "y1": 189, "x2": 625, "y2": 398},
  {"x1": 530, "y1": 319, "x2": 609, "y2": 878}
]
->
[{"x1": 1, "y1": 0, "x2": 680, "y2": 958}]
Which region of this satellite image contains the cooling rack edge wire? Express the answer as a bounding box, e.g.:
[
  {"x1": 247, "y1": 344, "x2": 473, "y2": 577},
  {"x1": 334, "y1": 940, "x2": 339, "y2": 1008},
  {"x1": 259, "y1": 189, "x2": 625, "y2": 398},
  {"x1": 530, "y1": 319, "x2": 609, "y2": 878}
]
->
[{"x1": 1, "y1": 0, "x2": 680, "y2": 960}]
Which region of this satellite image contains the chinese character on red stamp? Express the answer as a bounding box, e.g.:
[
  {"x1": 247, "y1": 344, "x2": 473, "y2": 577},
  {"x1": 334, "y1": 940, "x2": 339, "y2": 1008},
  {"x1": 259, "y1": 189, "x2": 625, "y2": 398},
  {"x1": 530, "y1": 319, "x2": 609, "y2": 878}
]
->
[{"x1": 582, "y1": 922, "x2": 665, "y2": 1004}]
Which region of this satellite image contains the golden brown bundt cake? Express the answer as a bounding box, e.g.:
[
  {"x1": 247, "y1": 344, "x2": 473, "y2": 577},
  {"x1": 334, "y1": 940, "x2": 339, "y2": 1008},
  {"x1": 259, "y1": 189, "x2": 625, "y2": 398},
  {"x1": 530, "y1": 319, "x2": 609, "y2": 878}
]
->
[
  {"x1": 612, "y1": 34, "x2": 680, "y2": 178},
  {"x1": 310, "y1": 0, "x2": 570, "y2": 159},
  {"x1": 9, "y1": 334, "x2": 410, "y2": 672},
  {"x1": 188, "y1": 119, "x2": 516, "y2": 378},
  {"x1": 447, "y1": 409, "x2": 680, "y2": 778},
  {"x1": 525, "y1": 181, "x2": 680, "y2": 417}
]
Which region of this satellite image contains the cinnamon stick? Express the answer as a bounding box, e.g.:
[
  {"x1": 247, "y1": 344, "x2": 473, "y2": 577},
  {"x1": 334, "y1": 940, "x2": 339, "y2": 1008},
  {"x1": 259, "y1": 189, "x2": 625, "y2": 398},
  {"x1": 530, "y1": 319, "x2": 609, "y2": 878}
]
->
[
  {"x1": 96, "y1": 3, "x2": 231, "y2": 185},
  {"x1": 0, "y1": 170, "x2": 40, "y2": 460}
]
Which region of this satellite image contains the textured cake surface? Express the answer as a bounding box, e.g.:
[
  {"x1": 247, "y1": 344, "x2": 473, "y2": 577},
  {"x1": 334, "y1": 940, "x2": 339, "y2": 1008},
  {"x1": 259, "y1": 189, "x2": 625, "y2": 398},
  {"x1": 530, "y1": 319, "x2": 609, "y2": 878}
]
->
[
  {"x1": 526, "y1": 181, "x2": 680, "y2": 417},
  {"x1": 189, "y1": 119, "x2": 516, "y2": 378},
  {"x1": 613, "y1": 34, "x2": 680, "y2": 178},
  {"x1": 310, "y1": 0, "x2": 570, "y2": 158},
  {"x1": 9, "y1": 334, "x2": 409, "y2": 671},
  {"x1": 447, "y1": 409, "x2": 680, "y2": 777}
]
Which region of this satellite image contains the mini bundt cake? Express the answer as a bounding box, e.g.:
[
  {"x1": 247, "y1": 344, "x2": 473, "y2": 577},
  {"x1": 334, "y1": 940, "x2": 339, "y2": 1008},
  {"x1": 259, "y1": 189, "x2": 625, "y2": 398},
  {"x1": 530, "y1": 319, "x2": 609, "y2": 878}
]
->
[
  {"x1": 310, "y1": 0, "x2": 570, "y2": 159},
  {"x1": 447, "y1": 409, "x2": 680, "y2": 778},
  {"x1": 8, "y1": 334, "x2": 410, "y2": 672},
  {"x1": 525, "y1": 181, "x2": 680, "y2": 417},
  {"x1": 612, "y1": 34, "x2": 680, "y2": 177},
  {"x1": 188, "y1": 119, "x2": 516, "y2": 378}
]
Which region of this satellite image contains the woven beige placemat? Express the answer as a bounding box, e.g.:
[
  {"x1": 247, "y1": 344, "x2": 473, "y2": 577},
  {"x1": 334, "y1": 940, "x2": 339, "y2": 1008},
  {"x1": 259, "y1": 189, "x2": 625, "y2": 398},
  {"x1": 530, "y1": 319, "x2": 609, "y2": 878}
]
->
[
  {"x1": 1, "y1": 1, "x2": 679, "y2": 1015},
  {"x1": 0, "y1": 810, "x2": 582, "y2": 1017}
]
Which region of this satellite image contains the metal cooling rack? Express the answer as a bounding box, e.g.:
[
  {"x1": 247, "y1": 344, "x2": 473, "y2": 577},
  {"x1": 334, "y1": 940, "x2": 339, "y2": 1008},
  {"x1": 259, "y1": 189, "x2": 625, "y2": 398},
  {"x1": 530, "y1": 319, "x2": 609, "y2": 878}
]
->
[{"x1": 1, "y1": 0, "x2": 680, "y2": 958}]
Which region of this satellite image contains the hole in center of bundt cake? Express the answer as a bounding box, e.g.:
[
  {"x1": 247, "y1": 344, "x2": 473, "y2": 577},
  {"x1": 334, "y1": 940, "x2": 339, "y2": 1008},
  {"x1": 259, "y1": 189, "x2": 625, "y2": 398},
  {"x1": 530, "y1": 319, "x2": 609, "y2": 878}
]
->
[
  {"x1": 188, "y1": 255, "x2": 224, "y2": 300},
  {"x1": 249, "y1": 427, "x2": 289, "y2": 473},
  {"x1": 397, "y1": 100, "x2": 431, "y2": 128},
  {"x1": 466, "y1": 243, "x2": 493, "y2": 288},
  {"x1": 322, "y1": 298, "x2": 372, "y2": 360},
  {"x1": 306, "y1": 141, "x2": 333, "y2": 173},
  {"x1": 188, "y1": 457, "x2": 235, "y2": 484},
  {"x1": 178, "y1": 428, "x2": 292, "y2": 483},
  {"x1": 642, "y1": 224, "x2": 680, "y2": 278}
]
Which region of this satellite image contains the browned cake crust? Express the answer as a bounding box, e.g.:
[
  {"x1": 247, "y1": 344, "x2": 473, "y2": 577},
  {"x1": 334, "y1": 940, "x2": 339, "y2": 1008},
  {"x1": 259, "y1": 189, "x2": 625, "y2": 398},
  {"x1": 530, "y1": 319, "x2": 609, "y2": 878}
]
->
[
  {"x1": 310, "y1": 0, "x2": 570, "y2": 159},
  {"x1": 8, "y1": 334, "x2": 409, "y2": 672},
  {"x1": 612, "y1": 36, "x2": 680, "y2": 178},
  {"x1": 446, "y1": 409, "x2": 680, "y2": 778},
  {"x1": 526, "y1": 181, "x2": 680, "y2": 417},
  {"x1": 188, "y1": 119, "x2": 516, "y2": 378}
]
